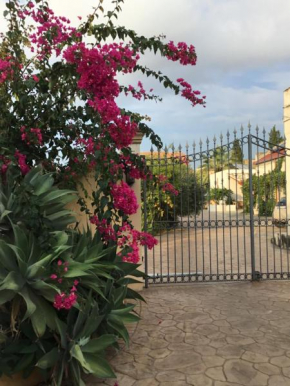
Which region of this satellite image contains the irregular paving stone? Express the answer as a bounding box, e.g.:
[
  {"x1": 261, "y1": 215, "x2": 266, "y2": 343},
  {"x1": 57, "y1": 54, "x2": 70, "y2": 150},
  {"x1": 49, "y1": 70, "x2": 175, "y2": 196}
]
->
[
  {"x1": 176, "y1": 321, "x2": 198, "y2": 333},
  {"x1": 175, "y1": 311, "x2": 212, "y2": 323},
  {"x1": 154, "y1": 350, "x2": 202, "y2": 370},
  {"x1": 133, "y1": 379, "x2": 159, "y2": 386},
  {"x1": 202, "y1": 355, "x2": 225, "y2": 367},
  {"x1": 186, "y1": 373, "x2": 213, "y2": 386},
  {"x1": 135, "y1": 336, "x2": 169, "y2": 350},
  {"x1": 156, "y1": 370, "x2": 186, "y2": 382},
  {"x1": 242, "y1": 343, "x2": 285, "y2": 357},
  {"x1": 168, "y1": 342, "x2": 194, "y2": 351},
  {"x1": 268, "y1": 375, "x2": 290, "y2": 385},
  {"x1": 224, "y1": 359, "x2": 269, "y2": 385},
  {"x1": 209, "y1": 338, "x2": 227, "y2": 348},
  {"x1": 182, "y1": 363, "x2": 207, "y2": 375},
  {"x1": 226, "y1": 335, "x2": 255, "y2": 346},
  {"x1": 254, "y1": 363, "x2": 281, "y2": 376},
  {"x1": 134, "y1": 355, "x2": 154, "y2": 366},
  {"x1": 159, "y1": 382, "x2": 188, "y2": 386},
  {"x1": 205, "y1": 366, "x2": 226, "y2": 381},
  {"x1": 185, "y1": 333, "x2": 210, "y2": 346},
  {"x1": 193, "y1": 345, "x2": 216, "y2": 356},
  {"x1": 242, "y1": 351, "x2": 269, "y2": 363},
  {"x1": 113, "y1": 362, "x2": 156, "y2": 380},
  {"x1": 271, "y1": 356, "x2": 290, "y2": 368},
  {"x1": 148, "y1": 348, "x2": 171, "y2": 359},
  {"x1": 283, "y1": 367, "x2": 290, "y2": 378},
  {"x1": 217, "y1": 345, "x2": 245, "y2": 359},
  {"x1": 93, "y1": 374, "x2": 135, "y2": 386},
  {"x1": 164, "y1": 331, "x2": 185, "y2": 343},
  {"x1": 195, "y1": 324, "x2": 219, "y2": 336}
]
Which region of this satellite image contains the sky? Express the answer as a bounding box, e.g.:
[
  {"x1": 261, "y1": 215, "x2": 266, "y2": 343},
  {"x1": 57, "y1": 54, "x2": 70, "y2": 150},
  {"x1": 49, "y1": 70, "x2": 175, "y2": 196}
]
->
[{"x1": 1, "y1": 0, "x2": 290, "y2": 151}]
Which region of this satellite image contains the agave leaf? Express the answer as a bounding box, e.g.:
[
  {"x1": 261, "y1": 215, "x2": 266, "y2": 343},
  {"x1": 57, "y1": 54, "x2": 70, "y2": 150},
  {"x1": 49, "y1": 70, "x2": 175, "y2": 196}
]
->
[
  {"x1": 36, "y1": 347, "x2": 59, "y2": 369},
  {"x1": 110, "y1": 304, "x2": 135, "y2": 315},
  {"x1": 32, "y1": 174, "x2": 54, "y2": 196},
  {"x1": 70, "y1": 359, "x2": 85, "y2": 386},
  {"x1": 0, "y1": 271, "x2": 25, "y2": 292},
  {"x1": 45, "y1": 210, "x2": 75, "y2": 222},
  {"x1": 0, "y1": 289, "x2": 15, "y2": 305},
  {"x1": 82, "y1": 334, "x2": 117, "y2": 353},
  {"x1": 55, "y1": 317, "x2": 67, "y2": 349},
  {"x1": 82, "y1": 353, "x2": 115, "y2": 378},
  {"x1": 107, "y1": 319, "x2": 129, "y2": 346},
  {"x1": 71, "y1": 345, "x2": 90, "y2": 370},
  {"x1": 20, "y1": 286, "x2": 37, "y2": 320},
  {"x1": 31, "y1": 306, "x2": 46, "y2": 337},
  {"x1": 0, "y1": 240, "x2": 18, "y2": 271},
  {"x1": 0, "y1": 209, "x2": 12, "y2": 220},
  {"x1": 38, "y1": 190, "x2": 76, "y2": 205},
  {"x1": 11, "y1": 223, "x2": 29, "y2": 259},
  {"x1": 31, "y1": 280, "x2": 59, "y2": 302},
  {"x1": 13, "y1": 353, "x2": 34, "y2": 373},
  {"x1": 7, "y1": 244, "x2": 27, "y2": 275}
]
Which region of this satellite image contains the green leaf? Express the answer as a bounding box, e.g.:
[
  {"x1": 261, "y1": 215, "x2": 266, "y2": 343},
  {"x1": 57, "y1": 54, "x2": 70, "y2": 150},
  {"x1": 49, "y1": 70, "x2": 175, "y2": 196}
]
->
[
  {"x1": 31, "y1": 307, "x2": 47, "y2": 337},
  {"x1": 33, "y1": 174, "x2": 54, "y2": 195},
  {"x1": 111, "y1": 305, "x2": 135, "y2": 315},
  {"x1": 39, "y1": 190, "x2": 76, "y2": 205},
  {"x1": 37, "y1": 347, "x2": 59, "y2": 369},
  {"x1": 13, "y1": 353, "x2": 34, "y2": 373},
  {"x1": 0, "y1": 289, "x2": 14, "y2": 305},
  {"x1": 20, "y1": 286, "x2": 37, "y2": 320},
  {"x1": 0, "y1": 240, "x2": 17, "y2": 271},
  {"x1": 83, "y1": 353, "x2": 115, "y2": 378},
  {"x1": 82, "y1": 335, "x2": 117, "y2": 353},
  {"x1": 107, "y1": 320, "x2": 129, "y2": 346},
  {"x1": 0, "y1": 271, "x2": 25, "y2": 291}
]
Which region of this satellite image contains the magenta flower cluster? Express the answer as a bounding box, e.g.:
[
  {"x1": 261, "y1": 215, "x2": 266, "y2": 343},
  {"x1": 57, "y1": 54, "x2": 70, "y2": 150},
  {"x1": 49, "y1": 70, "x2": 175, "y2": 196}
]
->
[
  {"x1": 117, "y1": 222, "x2": 158, "y2": 264},
  {"x1": 166, "y1": 41, "x2": 197, "y2": 66},
  {"x1": 110, "y1": 181, "x2": 139, "y2": 215}
]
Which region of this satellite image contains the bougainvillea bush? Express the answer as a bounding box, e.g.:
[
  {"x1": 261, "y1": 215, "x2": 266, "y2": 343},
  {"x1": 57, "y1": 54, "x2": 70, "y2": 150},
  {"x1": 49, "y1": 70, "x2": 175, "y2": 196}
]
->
[{"x1": 0, "y1": 0, "x2": 205, "y2": 384}]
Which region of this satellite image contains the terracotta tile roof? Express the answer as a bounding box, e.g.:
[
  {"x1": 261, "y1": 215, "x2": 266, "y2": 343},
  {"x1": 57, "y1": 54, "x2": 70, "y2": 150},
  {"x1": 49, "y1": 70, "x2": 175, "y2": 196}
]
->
[{"x1": 254, "y1": 149, "x2": 285, "y2": 165}]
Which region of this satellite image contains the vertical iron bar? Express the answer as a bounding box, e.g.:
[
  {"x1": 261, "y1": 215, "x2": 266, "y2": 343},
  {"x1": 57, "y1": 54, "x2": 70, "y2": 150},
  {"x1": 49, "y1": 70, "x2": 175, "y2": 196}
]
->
[
  {"x1": 165, "y1": 146, "x2": 170, "y2": 282},
  {"x1": 233, "y1": 129, "x2": 240, "y2": 279},
  {"x1": 158, "y1": 148, "x2": 163, "y2": 283},
  {"x1": 220, "y1": 134, "x2": 226, "y2": 279},
  {"x1": 262, "y1": 128, "x2": 269, "y2": 277},
  {"x1": 241, "y1": 126, "x2": 247, "y2": 278},
  {"x1": 179, "y1": 145, "x2": 184, "y2": 280},
  {"x1": 248, "y1": 133, "x2": 256, "y2": 280},
  {"x1": 206, "y1": 138, "x2": 212, "y2": 279},
  {"x1": 172, "y1": 145, "x2": 177, "y2": 282},
  {"x1": 143, "y1": 177, "x2": 149, "y2": 288},
  {"x1": 186, "y1": 143, "x2": 191, "y2": 280},
  {"x1": 256, "y1": 127, "x2": 262, "y2": 276},
  {"x1": 200, "y1": 140, "x2": 205, "y2": 280},
  {"x1": 193, "y1": 142, "x2": 198, "y2": 280},
  {"x1": 150, "y1": 147, "x2": 156, "y2": 283},
  {"x1": 214, "y1": 136, "x2": 219, "y2": 279},
  {"x1": 227, "y1": 131, "x2": 233, "y2": 278}
]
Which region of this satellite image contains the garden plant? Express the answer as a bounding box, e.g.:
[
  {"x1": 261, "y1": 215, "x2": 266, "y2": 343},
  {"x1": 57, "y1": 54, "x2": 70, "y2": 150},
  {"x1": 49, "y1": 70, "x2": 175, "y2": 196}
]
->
[{"x1": 0, "y1": 0, "x2": 205, "y2": 384}]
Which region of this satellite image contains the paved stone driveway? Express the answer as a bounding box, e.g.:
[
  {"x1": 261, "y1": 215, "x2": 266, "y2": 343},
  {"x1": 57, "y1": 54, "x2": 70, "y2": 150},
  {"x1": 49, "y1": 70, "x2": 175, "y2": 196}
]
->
[{"x1": 89, "y1": 281, "x2": 290, "y2": 386}]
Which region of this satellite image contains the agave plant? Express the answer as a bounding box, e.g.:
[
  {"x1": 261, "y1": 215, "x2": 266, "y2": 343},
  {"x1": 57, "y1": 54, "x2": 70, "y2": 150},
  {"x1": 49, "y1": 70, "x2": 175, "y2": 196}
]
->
[
  {"x1": 0, "y1": 167, "x2": 145, "y2": 385},
  {"x1": 0, "y1": 165, "x2": 76, "y2": 239}
]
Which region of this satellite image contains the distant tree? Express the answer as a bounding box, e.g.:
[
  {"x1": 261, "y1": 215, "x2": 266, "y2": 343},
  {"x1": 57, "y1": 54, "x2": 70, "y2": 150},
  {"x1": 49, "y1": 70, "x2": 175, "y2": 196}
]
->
[
  {"x1": 231, "y1": 139, "x2": 243, "y2": 164},
  {"x1": 202, "y1": 147, "x2": 230, "y2": 172},
  {"x1": 269, "y1": 126, "x2": 284, "y2": 149}
]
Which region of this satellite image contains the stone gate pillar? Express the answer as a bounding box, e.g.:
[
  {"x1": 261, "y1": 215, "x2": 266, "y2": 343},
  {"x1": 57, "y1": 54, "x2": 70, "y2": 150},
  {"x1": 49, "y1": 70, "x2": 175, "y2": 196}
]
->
[
  {"x1": 128, "y1": 131, "x2": 145, "y2": 291},
  {"x1": 284, "y1": 87, "x2": 290, "y2": 232}
]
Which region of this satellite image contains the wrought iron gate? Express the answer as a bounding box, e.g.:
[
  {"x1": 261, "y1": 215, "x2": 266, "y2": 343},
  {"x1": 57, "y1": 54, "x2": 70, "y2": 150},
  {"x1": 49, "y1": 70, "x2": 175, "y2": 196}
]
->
[{"x1": 142, "y1": 128, "x2": 290, "y2": 286}]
